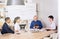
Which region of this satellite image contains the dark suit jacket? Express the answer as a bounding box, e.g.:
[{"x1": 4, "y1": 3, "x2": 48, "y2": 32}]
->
[{"x1": 1, "y1": 23, "x2": 14, "y2": 34}]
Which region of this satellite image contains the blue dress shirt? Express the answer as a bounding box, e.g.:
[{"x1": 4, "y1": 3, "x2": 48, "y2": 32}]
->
[{"x1": 30, "y1": 20, "x2": 43, "y2": 29}]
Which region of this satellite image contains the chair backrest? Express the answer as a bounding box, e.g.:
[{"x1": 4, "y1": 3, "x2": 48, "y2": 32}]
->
[
  {"x1": 0, "y1": 21, "x2": 4, "y2": 29},
  {"x1": 50, "y1": 33, "x2": 58, "y2": 39},
  {"x1": 43, "y1": 37, "x2": 50, "y2": 39}
]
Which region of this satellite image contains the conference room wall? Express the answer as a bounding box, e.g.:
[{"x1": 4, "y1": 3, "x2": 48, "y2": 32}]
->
[{"x1": 36, "y1": 0, "x2": 58, "y2": 27}]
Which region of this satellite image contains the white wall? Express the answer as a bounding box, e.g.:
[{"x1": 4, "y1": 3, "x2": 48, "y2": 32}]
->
[
  {"x1": 6, "y1": 5, "x2": 36, "y2": 20},
  {"x1": 6, "y1": 2, "x2": 36, "y2": 20},
  {"x1": 36, "y1": 0, "x2": 58, "y2": 27}
]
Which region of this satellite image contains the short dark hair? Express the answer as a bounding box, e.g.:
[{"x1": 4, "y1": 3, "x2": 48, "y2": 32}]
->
[
  {"x1": 5, "y1": 17, "x2": 10, "y2": 21},
  {"x1": 14, "y1": 17, "x2": 20, "y2": 24},
  {"x1": 48, "y1": 15, "x2": 54, "y2": 20}
]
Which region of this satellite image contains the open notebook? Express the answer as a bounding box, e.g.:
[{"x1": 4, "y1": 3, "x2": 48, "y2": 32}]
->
[{"x1": 30, "y1": 29, "x2": 46, "y2": 33}]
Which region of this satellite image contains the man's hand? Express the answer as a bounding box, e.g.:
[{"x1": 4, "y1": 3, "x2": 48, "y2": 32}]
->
[
  {"x1": 33, "y1": 26, "x2": 39, "y2": 29},
  {"x1": 15, "y1": 30, "x2": 19, "y2": 32},
  {"x1": 33, "y1": 26, "x2": 35, "y2": 29}
]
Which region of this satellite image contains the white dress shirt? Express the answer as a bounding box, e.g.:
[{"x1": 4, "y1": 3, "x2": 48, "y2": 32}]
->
[
  {"x1": 14, "y1": 23, "x2": 20, "y2": 31},
  {"x1": 47, "y1": 21, "x2": 56, "y2": 30},
  {"x1": 50, "y1": 21, "x2": 56, "y2": 29}
]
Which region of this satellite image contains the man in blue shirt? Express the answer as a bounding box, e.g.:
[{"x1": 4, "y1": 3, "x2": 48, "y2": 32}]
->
[{"x1": 30, "y1": 16, "x2": 43, "y2": 29}]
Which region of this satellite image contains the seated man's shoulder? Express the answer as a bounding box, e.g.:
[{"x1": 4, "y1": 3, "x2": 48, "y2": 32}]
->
[
  {"x1": 3, "y1": 23, "x2": 7, "y2": 25},
  {"x1": 32, "y1": 20, "x2": 35, "y2": 22},
  {"x1": 3, "y1": 23, "x2": 8, "y2": 26}
]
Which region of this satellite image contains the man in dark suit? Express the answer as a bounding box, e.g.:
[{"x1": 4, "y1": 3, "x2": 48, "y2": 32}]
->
[{"x1": 1, "y1": 17, "x2": 14, "y2": 34}]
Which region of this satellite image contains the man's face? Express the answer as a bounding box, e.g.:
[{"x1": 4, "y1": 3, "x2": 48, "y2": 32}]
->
[
  {"x1": 34, "y1": 16, "x2": 38, "y2": 21},
  {"x1": 7, "y1": 19, "x2": 11, "y2": 23},
  {"x1": 48, "y1": 18, "x2": 52, "y2": 22}
]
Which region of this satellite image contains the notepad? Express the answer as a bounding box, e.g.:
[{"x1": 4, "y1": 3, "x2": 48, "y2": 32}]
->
[
  {"x1": 30, "y1": 29, "x2": 46, "y2": 33},
  {"x1": 30, "y1": 29, "x2": 39, "y2": 33}
]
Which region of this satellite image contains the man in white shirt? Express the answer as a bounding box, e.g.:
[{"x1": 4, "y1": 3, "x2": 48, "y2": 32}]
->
[{"x1": 46, "y1": 15, "x2": 56, "y2": 31}]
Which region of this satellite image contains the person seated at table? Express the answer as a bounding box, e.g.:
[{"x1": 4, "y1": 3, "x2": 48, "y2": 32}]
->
[
  {"x1": 30, "y1": 15, "x2": 43, "y2": 29},
  {"x1": 1, "y1": 17, "x2": 14, "y2": 34},
  {"x1": 14, "y1": 17, "x2": 20, "y2": 33},
  {"x1": 46, "y1": 15, "x2": 56, "y2": 31}
]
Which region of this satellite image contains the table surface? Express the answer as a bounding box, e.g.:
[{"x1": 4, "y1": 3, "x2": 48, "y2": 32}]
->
[{"x1": 0, "y1": 31, "x2": 55, "y2": 39}]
